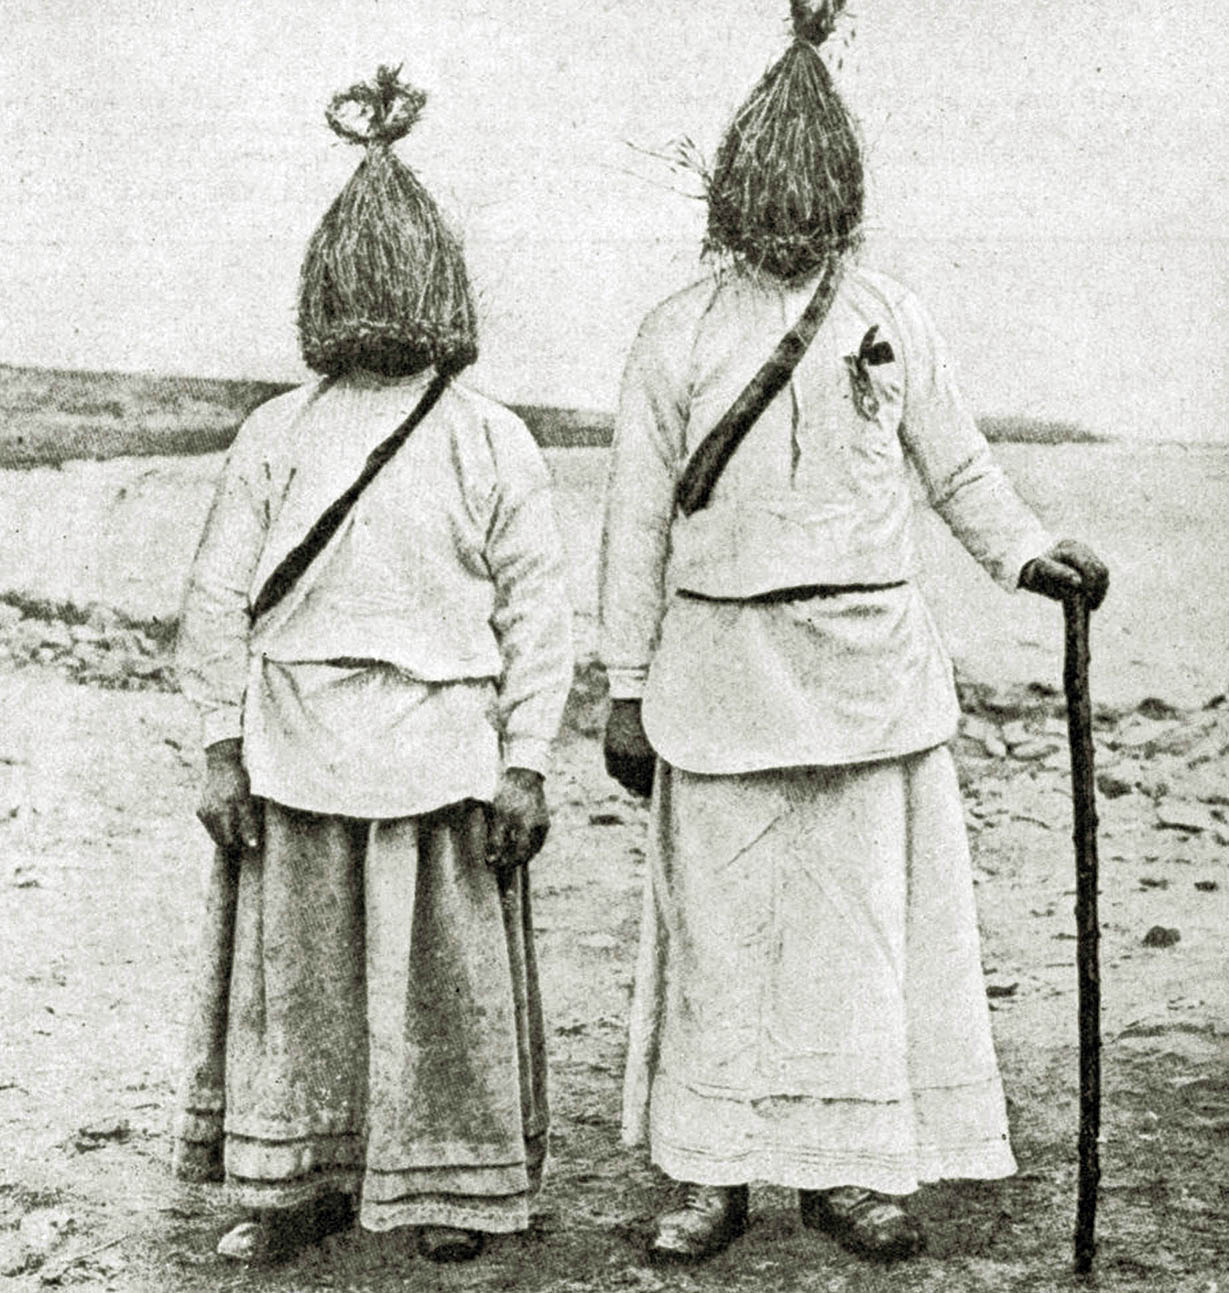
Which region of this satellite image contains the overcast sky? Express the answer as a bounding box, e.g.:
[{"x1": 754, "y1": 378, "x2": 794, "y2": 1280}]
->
[{"x1": 1, "y1": 0, "x2": 1225, "y2": 438}]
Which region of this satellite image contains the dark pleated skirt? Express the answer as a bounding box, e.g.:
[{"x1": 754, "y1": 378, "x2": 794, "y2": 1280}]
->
[{"x1": 173, "y1": 799, "x2": 548, "y2": 1233}]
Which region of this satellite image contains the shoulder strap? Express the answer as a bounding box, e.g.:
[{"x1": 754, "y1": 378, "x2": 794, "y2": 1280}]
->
[
  {"x1": 249, "y1": 370, "x2": 451, "y2": 623},
  {"x1": 675, "y1": 260, "x2": 842, "y2": 516}
]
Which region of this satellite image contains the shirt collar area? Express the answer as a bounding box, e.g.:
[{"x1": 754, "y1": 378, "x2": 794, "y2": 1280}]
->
[
  {"x1": 343, "y1": 365, "x2": 438, "y2": 392},
  {"x1": 725, "y1": 259, "x2": 852, "y2": 308}
]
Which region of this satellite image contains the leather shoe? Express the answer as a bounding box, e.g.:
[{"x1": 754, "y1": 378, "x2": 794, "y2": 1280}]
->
[
  {"x1": 800, "y1": 1186, "x2": 925, "y2": 1262},
  {"x1": 216, "y1": 1190, "x2": 354, "y2": 1263},
  {"x1": 648, "y1": 1183, "x2": 748, "y2": 1264},
  {"x1": 417, "y1": 1225, "x2": 486, "y2": 1262}
]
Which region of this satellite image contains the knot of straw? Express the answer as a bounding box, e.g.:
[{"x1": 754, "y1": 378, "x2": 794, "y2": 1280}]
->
[
  {"x1": 324, "y1": 64, "x2": 426, "y2": 148},
  {"x1": 789, "y1": 0, "x2": 848, "y2": 47}
]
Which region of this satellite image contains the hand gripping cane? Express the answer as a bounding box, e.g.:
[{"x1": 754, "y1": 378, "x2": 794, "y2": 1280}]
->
[{"x1": 1063, "y1": 590, "x2": 1101, "y2": 1275}]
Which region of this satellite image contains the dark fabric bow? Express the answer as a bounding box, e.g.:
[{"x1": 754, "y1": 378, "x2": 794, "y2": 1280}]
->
[
  {"x1": 857, "y1": 324, "x2": 895, "y2": 367},
  {"x1": 844, "y1": 325, "x2": 895, "y2": 420}
]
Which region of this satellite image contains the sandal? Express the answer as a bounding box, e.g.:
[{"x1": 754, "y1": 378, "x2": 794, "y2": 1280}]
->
[{"x1": 799, "y1": 1186, "x2": 925, "y2": 1262}]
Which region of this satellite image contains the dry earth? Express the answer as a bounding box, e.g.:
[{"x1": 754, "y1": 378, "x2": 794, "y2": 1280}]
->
[{"x1": 0, "y1": 437, "x2": 1226, "y2": 1292}]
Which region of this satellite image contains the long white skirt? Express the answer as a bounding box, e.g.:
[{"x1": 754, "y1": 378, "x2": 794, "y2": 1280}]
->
[{"x1": 622, "y1": 745, "x2": 1017, "y2": 1195}]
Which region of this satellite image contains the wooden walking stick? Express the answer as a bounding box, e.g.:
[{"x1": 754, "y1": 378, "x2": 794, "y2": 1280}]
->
[{"x1": 1063, "y1": 590, "x2": 1101, "y2": 1275}]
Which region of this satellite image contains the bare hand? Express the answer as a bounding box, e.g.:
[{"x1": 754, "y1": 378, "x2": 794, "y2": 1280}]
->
[
  {"x1": 604, "y1": 698, "x2": 656, "y2": 799},
  {"x1": 485, "y1": 767, "x2": 550, "y2": 873},
  {"x1": 196, "y1": 738, "x2": 262, "y2": 854},
  {"x1": 1020, "y1": 539, "x2": 1109, "y2": 610}
]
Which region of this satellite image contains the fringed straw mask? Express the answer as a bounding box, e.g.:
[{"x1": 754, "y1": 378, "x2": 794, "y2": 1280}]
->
[
  {"x1": 297, "y1": 65, "x2": 478, "y2": 378},
  {"x1": 704, "y1": 1, "x2": 863, "y2": 282}
]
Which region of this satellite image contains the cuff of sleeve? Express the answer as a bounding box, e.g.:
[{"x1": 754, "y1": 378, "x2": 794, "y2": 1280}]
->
[
  {"x1": 606, "y1": 665, "x2": 649, "y2": 700},
  {"x1": 1002, "y1": 529, "x2": 1054, "y2": 593},
  {"x1": 503, "y1": 735, "x2": 553, "y2": 777},
  {"x1": 201, "y1": 707, "x2": 243, "y2": 748}
]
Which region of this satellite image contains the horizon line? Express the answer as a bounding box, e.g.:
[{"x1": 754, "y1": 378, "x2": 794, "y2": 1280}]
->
[{"x1": 1, "y1": 359, "x2": 1122, "y2": 468}]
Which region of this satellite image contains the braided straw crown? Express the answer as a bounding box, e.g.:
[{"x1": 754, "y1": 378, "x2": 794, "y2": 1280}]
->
[{"x1": 324, "y1": 63, "x2": 426, "y2": 147}]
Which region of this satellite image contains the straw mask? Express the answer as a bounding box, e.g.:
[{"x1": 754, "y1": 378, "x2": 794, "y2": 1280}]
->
[{"x1": 297, "y1": 65, "x2": 479, "y2": 378}]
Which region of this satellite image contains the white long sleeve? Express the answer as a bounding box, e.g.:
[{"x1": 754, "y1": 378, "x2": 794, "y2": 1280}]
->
[
  {"x1": 597, "y1": 315, "x2": 687, "y2": 700},
  {"x1": 894, "y1": 290, "x2": 1052, "y2": 589},
  {"x1": 176, "y1": 405, "x2": 278, "y2": 747},
  {"x1": 486, "y1": 425, "x2": 574, "y2": 774}
]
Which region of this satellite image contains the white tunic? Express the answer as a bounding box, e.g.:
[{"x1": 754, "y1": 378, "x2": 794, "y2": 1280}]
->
[
  {"x1": 599, "y1": 265, "x2": 1051, "y2": 773},
  {"x1": 178, "y1": 368, "x2": 573, "y2": 818}
]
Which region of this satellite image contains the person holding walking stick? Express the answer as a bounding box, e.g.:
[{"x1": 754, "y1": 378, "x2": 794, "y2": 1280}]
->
[
  {"x1": 599, "y1": 1, "x2": 1109, "y2": 1266},
  {"x1": 172, "y1": 67, "x2": 572, "y2": 1265}
]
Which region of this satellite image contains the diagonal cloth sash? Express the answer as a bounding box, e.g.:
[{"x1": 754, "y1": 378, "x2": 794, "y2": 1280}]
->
[
  {"x1": 249, "y1": 370, "x2": 451, "y2": 623},
  {"x1": 674, "y1": 259, "x2": 842, "y2": 516}
]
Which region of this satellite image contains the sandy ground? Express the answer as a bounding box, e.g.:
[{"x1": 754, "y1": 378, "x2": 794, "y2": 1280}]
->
[{"x1": 0, "y1": 441, "x2": 1226, "y2": 1291}]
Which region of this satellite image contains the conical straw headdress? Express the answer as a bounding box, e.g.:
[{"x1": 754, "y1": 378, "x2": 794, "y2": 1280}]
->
[
  {"x1": 705, "y1": 1, "x2": 863, "y2": 281},
  {"x1": 298, "y1": 65, "x2": 478, "y2": 377}
]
